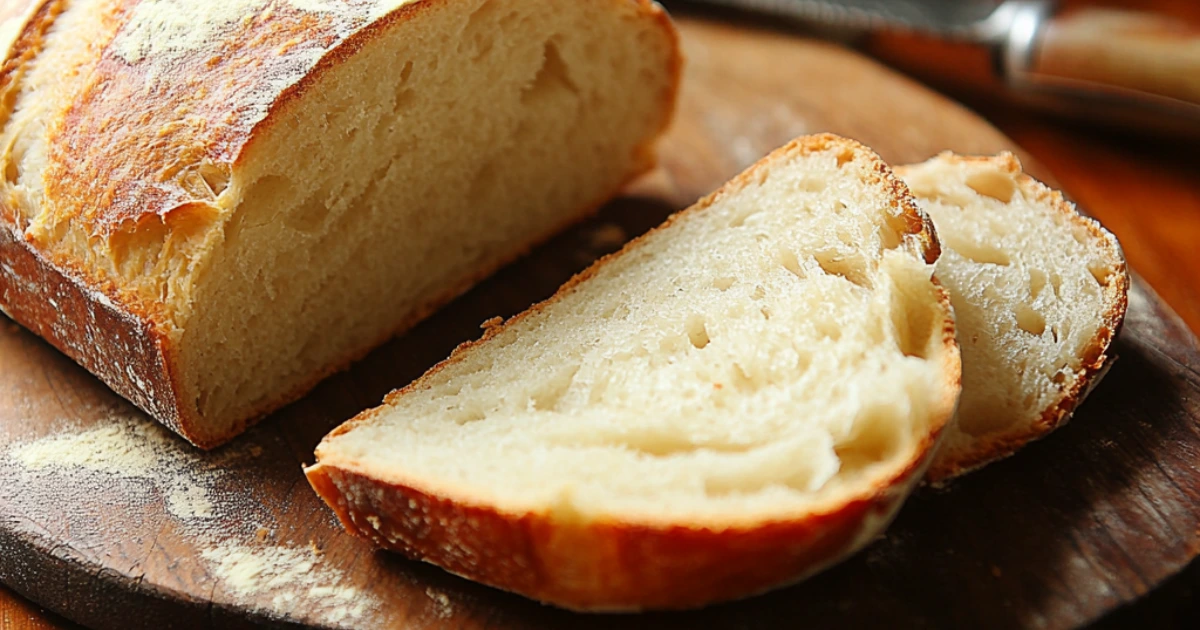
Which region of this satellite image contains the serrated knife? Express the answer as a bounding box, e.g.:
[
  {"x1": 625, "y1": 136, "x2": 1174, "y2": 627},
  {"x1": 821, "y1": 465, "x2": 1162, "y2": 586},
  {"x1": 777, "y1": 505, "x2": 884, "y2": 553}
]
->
[{"x1": 666, "y1": 0, "x2": 1200, "y2": 135}]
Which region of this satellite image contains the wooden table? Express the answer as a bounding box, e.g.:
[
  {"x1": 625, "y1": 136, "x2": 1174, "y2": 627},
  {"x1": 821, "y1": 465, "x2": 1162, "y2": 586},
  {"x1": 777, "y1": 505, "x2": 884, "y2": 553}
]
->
[{"x1": 4, "y1": 2, "x2": 1199, "y2": 628}]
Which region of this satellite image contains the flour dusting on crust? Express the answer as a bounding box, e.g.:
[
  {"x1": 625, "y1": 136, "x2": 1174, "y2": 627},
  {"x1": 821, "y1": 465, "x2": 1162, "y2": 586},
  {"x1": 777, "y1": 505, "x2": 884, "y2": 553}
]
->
[
  {"x1": 113, "y1": 0, "x2": 424, "y2": 64},
  {"x1": 113, "y1": 0, "x2": 271, "y2": 64}
]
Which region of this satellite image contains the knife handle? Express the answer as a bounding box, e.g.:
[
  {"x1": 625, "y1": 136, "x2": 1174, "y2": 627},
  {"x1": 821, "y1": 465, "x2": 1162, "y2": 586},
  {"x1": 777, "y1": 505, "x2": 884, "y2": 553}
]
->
[
  {"x1": 1032, "y1": 9, "x2": 1200, "y2": 107},
  {"x1": 999, "y1": 5, "x2": 1200, "y2": 134}
]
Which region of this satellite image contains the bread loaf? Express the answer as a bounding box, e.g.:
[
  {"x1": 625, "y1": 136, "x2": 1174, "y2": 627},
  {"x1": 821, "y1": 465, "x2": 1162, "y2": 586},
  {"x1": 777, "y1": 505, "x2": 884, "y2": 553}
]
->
[
  {"x1": 897, "y1": 153, "x2": 1128, "y2": 480},
  {"x1": 0, "y1": 0, "x2": 680, "y2": 447},
  {"x1": 306, "y1": 135, "x2": 961, "y2": 611}
]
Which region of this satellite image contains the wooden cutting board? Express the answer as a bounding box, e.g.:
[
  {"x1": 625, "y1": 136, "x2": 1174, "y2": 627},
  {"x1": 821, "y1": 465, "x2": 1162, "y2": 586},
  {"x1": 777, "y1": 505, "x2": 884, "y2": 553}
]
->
[{"x1": 3, "y1": 16, "x2": 1200, "y2": 630}]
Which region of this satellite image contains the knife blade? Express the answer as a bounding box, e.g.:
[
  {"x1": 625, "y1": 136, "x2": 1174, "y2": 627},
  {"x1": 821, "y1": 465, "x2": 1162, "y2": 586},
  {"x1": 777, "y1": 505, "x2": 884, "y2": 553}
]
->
[
  {"x1": 665, "y1": 0, "x2": 1200, "y2": 137},
  {"x1": 671, "y1": 0, "x2": 1004, "y2": 39}
]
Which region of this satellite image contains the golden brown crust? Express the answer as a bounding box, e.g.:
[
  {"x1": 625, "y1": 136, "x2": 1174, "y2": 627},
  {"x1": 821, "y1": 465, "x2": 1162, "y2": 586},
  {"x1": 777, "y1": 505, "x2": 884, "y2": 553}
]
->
[
  {"x1": 308, "y1": 462, "x2": 907, "y2": 611},
  {"x1": 900, "y1": 153, "x2": 1130, "y2": 482},
  {"x1": 36, "y1": 0, "x2": 674, "y2": 239},
  {"x1": 46, "y1": 0, "x2": 420, "y2": 237},
  {"x1": 0, "y1": 1, "x2": 58, "y2": 160},
  {"x1": 0, "y1": 225, "x2": 186, "y2": 433},
  {"x1": 0, "y1": 0, "x2": 682, "y2": 448},
  {"x1": 307, "y1": 134, "x2": 963, "y2": 610}
]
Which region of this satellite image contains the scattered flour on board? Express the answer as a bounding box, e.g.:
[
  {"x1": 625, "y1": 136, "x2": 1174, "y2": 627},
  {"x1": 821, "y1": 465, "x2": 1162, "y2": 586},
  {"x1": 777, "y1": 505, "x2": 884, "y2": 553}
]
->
[
  {"x1": 3, "y1": 412, "x2": 377, "y2": 626},
  {"x1": 3, "y1": 412, "x2": 374, "y2": 624},
  {"x1": 8, "y1": 414, "x2": 255, "y2": 523},
  {"x1": 202, "y1": 542, "x2": 374, "y2": 627}
]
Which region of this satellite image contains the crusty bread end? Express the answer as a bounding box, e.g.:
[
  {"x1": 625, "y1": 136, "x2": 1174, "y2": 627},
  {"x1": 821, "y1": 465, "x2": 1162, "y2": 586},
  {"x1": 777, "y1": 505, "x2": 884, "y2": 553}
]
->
[{"x1": 898, "y1": 152, "x2": 1128, "y2": 481}]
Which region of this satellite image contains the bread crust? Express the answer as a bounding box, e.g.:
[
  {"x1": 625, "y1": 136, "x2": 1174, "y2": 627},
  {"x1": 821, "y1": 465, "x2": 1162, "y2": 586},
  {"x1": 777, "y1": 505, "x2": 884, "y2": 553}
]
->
[
  {"x1": 897, "y1": 153, "x2": 1129, "y2": 481},
  {"x1": 306, "y1": 134, "x2": 963, "y2": 610},
  {"x1": 0, "y1": 226, "x2": 186, "y2": 432},
  {"x1": 0, "y1": 0, "x2": 682, "y2": 448}
]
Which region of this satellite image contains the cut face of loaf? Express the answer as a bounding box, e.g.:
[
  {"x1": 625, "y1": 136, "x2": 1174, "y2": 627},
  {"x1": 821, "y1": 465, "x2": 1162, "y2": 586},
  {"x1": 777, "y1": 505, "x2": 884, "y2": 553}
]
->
[
  {"x1": 897, "y1": 153, "x2": 1128, "y2": 480},
  {"x1": 0, "y1": 0, "x2": 680, "y2": 447},
  {"x1": 306, "y1": 135, "x2": 962, "y2": 611}
]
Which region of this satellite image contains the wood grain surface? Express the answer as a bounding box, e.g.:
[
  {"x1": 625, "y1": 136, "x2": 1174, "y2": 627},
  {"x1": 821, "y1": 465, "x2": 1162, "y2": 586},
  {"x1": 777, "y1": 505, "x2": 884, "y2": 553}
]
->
[{"x1": 3, "y1": 13, "x2": 1200, "y2": 630}]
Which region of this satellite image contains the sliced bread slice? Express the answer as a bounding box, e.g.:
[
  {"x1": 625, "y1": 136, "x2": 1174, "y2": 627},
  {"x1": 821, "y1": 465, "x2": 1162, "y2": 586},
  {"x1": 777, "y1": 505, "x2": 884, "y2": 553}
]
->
[
  {"x1": 897, "y1": 153, "x2": 1128, "y2": 481},
  {"x1": 305, "y1": 135, "x2": 961, "y2": 611}
]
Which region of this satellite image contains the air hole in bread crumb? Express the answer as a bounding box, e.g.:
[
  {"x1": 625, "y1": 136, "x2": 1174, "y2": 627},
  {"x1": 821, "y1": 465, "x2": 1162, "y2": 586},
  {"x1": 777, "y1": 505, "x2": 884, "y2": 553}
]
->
[
  {"x1": 394, "y1": 88, "x2": 415, "y2": 113},
  {"x1": 198, "y1": 163, "x2": 230, "y2": 197},
  {"x1": 835, "y1": 148, "x2": 854, "y2": 167},
  {"x1": 1050, "y1": 272, "x2": 1063, "y2": 295},
  {"x1": 712, "y1": 277, "x2": 735, "y2": 291},
  {"x1": 391, "y1": 62, "x2": 416, "y2": 113},
  {"x1": 464, "y1": 0, "x2": 514, "y2": 41},
  {"x1": 530, "y1": 365, "x2": 579, "y2": 411},
  {"x1": 752, "y1": 285, "x2": 766, "y2": 300},
  {"x1": 944, "y1": 233, "x2": 1011, "y2": 266},
  {"x1": 687, "y1": 315, "x2": 711, "y2": 350},
  {"x1": 458, "y1": 1, "x2": 496, "y2": 59},
  {"x1": 777, "y1": 248, "x2": 805, "y2": 279},
  {"x1": 795, "y1": 349, "x2": 812, "y2": 372},
  {"x1": 1015, "y1": 303, "x2": 1046, "y2": 336},
  {"x1": 879, "y1": 216, "x2": 907, "y2": 251},
  {"x1": 815, "y1": 250, "x2": 872, "y2": 289},
  {"x1": 729, "y1": 209, "x2": 759, "y2": 228},
  {"x1": 284, "y1": 194, "x2": 333, "y2": 234},
  {"x1": 1029, "y1": 268, "x2": 1047, "y2": 297},
  {"x1": 795, "y1": 177, "x2": 824, "y2": 193},
  {"x1": 110, "y1": 212, "x2": 173, "y2": 277},
  {"x1": 4, "y1": 138, "x2": 24, "y2": 186},
  {"x1": 1072, "y1": 224, "x2": 1095, "y2": 247},
  {"x1": 816, "y1": 318, "x2": 841, "y2": 341},
  {"x1": 1089, "y1": 261, "x2": 1114, "y2": 287},
  {"x1": 890, "y1": 281, "x2": 935, "y2": 359},
  {"x1": 965, "y1": 168, "x2": 1016, "y2": 203},
  {"x1": 454, "y1": 409, "x2": 486, "y2": 425},
  {"x1": 835, "y1": 404, "x2": 904, "y2": 473},
  {"x1": 521, "y1": 40, "x2": 578, "y2": 105},
  {"x1": 731, "y1": 362, "x2": 754, "y2": 392}
]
